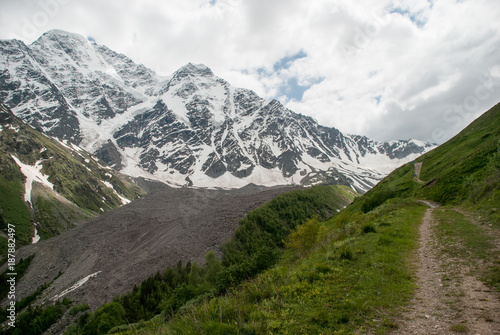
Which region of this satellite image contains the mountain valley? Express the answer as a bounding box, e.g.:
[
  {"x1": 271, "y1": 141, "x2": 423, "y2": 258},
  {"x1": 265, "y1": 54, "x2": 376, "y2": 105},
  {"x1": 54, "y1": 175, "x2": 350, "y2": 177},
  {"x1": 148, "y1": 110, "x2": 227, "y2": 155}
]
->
[{"x1": 0, "y1": 29, "x2": 498, "y2": 335}]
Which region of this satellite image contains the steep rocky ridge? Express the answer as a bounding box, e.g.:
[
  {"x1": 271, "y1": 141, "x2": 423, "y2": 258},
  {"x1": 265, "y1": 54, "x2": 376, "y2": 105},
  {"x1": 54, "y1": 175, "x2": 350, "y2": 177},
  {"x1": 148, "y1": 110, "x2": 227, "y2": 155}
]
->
[{"x1": 0, "y1": 30, "x2": 435, "y2": 191}]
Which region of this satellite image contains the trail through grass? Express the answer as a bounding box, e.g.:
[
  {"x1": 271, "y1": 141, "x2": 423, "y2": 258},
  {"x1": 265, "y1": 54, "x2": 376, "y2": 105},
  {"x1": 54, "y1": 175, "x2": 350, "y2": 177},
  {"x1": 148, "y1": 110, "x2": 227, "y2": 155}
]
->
[
  {"x1": 395, "y1": 206, "x2": 500, "y2": 334},
  {"x1": 114, "y1": 199, "x2": 427, "y2": 335}
]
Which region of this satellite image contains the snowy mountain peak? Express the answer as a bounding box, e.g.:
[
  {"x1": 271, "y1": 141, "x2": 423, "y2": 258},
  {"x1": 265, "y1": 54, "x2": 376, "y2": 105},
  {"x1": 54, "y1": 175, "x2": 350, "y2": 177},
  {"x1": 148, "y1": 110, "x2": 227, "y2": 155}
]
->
[
  {"x1": 0, "y1": 30, "x2": 436, "y2": 191},
  {"x1": 41, "y1": 29, "x2": 87, "y2": 39},
  {"x1": 161, "y1": 63, "x2": 218, "y2": 94},
  {"x1": 35, "y1": 29, "x2": 92, "y2": 50},
  {"x1": 176, "y1": 63, "x2": 215, "y2": 78}
]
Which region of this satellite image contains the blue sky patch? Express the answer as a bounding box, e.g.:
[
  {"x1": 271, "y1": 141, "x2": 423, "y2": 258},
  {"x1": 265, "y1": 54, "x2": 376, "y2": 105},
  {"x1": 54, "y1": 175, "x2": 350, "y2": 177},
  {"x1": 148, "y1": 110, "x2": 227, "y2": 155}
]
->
[
  {"x1": 278, "y1": 76, "x2": 324, "y2": 102},
  {"x1": 273, "y1": 50, "x2": 308, "y2": 72},
  {"x1": 389, "y1": 8, "x2": 427, "y2": 28}
]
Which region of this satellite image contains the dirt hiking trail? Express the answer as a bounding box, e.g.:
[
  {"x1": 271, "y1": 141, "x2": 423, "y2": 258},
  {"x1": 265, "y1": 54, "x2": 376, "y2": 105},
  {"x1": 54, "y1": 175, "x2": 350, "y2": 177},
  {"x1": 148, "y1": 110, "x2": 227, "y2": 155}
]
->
[{"x1": 394, "y1": 206, "x2": 500, "y2": 334}]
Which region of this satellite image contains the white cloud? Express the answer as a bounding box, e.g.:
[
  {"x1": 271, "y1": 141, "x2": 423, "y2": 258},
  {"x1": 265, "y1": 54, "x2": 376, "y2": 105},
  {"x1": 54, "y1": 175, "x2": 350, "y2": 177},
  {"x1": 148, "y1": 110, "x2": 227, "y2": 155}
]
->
[{"x1": 0, "y1": 0, "x2": 499, "y2": 143}]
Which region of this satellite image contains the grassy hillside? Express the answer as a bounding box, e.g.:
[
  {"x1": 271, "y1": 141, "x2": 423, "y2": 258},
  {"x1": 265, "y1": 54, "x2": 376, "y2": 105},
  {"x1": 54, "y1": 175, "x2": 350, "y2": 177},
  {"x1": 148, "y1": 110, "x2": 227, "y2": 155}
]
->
[
  {"x1": 356, "y1": 102, "x2": 499, "y2": 219},
  {"x1": 100, "y1": 103, "x2": 499, "y2": 334},
  {"x1": 0, "y1": 103, "x2": 144, "y2": 256},
  {"x1": 0, "y1": 184, "x2": 356, "y2": 334}
]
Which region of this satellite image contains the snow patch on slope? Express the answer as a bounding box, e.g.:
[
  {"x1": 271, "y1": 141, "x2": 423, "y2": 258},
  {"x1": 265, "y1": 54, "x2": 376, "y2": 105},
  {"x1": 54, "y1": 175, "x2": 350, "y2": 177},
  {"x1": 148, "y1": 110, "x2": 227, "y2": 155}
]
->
[
  {"x1": 102, "y1": 180, "x2": 131, "y2": 205},
  {"x1": 32, "y1": 224, "x2": 41, "y2": 244},
  {"x1": 51, "y1": 271, "x2": 102, "y2": 301},
  {"x1": 10, "y1": 155, "x2": 54, "y2": 204}
]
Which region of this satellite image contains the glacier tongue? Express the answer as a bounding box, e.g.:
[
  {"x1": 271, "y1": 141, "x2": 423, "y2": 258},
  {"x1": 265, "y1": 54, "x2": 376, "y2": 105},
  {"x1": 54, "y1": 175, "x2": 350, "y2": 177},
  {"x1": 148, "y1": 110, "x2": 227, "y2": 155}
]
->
[{"x1": 0, "y1": 30, "x2": 436, "y2": 192}]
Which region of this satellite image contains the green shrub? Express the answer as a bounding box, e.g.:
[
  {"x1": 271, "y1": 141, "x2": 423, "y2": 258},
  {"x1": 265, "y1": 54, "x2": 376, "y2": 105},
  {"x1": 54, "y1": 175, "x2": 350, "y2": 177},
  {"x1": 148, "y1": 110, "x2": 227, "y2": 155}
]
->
[
  {"x1": 362, "y1": 223, "x2": 376, "y2": 234},
  {"x1": 81, "y1": 302, "x2": 126, "y2": 335},
  {"x1": 171, "y1": 283, "x2": 196, "y2": 310},
  {"x1": 286, "y1": 217, "x2": 326, "y2": 255},
  {"x1": 69, "y1": 303, "x2": 89, "y2": 316},
  {"x1": 339, "y1": 247, "x2": 353, "y2": 260}
]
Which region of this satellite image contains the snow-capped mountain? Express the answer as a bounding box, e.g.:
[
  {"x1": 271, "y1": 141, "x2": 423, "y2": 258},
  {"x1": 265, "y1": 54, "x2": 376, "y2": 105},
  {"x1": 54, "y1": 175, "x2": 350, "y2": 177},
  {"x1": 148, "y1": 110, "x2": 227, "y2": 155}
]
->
[{"x1": 0, "y1": 30, "x2": 435, "y2": 191}]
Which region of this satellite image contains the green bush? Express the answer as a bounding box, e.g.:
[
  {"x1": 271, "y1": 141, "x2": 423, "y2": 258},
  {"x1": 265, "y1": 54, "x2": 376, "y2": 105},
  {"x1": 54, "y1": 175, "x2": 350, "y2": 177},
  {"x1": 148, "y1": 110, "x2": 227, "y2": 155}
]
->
[
  {"x1": 171, "y1": 283, "x2": 196, "y2": 310},
  {"x1": 362, "y1": 223, "x2": 376, "y2": 234},
  {"x1": 339, "y1": 247, "x2": 353, "y2": 260},
  {"x1": 286, "y1": 217, "x2": 326, "y2": 255},
  {"x1": 69, "y1": 303, "x2": 89, "y2": 316},
  {"x1": 81, "y1": 302, "x2": 126, "y2": 335}
]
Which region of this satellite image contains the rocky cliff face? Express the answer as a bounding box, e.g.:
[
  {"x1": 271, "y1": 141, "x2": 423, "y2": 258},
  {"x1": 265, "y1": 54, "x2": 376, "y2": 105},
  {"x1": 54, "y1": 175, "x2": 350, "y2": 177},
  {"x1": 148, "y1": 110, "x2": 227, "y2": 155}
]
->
[{"x1": 0, "y1": 30, "x2": 435, "y2": 191}]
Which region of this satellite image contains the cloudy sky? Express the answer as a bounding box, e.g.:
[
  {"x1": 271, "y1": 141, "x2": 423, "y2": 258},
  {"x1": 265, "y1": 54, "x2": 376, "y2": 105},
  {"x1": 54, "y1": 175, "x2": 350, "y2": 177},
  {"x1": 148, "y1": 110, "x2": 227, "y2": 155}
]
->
[{"x1": 1, "y1": 0, "x2": 499, "y2": 143}]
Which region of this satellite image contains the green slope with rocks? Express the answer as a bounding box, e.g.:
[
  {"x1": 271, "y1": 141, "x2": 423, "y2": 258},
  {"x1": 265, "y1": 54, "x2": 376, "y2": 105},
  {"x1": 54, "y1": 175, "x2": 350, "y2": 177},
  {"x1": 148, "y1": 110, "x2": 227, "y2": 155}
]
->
[{"x1": 0, "y1": 103, "x2": 144, "y2": 258}]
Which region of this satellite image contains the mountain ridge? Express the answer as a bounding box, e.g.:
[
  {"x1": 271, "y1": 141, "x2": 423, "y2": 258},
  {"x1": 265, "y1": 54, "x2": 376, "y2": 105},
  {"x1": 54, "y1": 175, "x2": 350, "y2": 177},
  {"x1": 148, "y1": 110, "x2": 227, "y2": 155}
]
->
[
  {"x1": 0, "y1": 102, "x2": 144, "y2": 252},
  {"x1": 0, "y1": 30, "x2": 435, "y2": 191}
]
